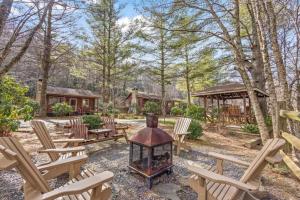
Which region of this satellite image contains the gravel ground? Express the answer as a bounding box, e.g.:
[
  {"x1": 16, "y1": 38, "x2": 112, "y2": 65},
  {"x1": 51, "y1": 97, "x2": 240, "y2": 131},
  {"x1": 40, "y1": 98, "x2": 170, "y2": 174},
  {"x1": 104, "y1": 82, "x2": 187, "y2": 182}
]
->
[
  {"x1": 0, "y1": 139, "x2": 245, "y2": 200},
  {"x1": 0, "y1": 119, "x2": 299, "y2": 200}
]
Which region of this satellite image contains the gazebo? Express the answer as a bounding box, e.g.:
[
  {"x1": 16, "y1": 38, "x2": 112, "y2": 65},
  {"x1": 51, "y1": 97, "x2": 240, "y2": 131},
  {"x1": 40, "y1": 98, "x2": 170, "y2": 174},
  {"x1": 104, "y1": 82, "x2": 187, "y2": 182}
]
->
[{"x1": 192, "y1": 82, "x2": 268, "y2": 123}]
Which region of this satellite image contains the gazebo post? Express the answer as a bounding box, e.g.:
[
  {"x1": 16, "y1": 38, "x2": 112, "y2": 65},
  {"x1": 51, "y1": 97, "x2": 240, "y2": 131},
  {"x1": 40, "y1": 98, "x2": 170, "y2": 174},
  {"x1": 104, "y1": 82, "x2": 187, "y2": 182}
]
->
[
  {"x1": 217, "y1": 96, "x2": 220, "y2": 111},
  {"x1": 204, "y1": 96, "x2": 207, "y2": 121},
  {"x1": 211, "y1": 96, "x2": 214, "y2": 108},
  {"x1": 222, "y1": 98, "x2": 226, "y2": 123},
  {"x1": 243, "y1": 95, "x2": 246, "y2": 122}
]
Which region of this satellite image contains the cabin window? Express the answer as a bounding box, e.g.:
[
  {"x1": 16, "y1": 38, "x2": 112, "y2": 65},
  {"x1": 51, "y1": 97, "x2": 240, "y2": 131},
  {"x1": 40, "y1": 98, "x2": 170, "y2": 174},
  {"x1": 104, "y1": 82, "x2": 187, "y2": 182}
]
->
[
  {"x1": 69, "y1": 98, "x2": 77, "y2": 111},
  {"x1": 49, "y1": 97, "x2": 58, "y2": 106},
  {"x1": 58, "y1": 97, "x2": 65, "y2": 103},
  {"x1": 83, "y1": 99, "x2": 89, "y2": 108}
]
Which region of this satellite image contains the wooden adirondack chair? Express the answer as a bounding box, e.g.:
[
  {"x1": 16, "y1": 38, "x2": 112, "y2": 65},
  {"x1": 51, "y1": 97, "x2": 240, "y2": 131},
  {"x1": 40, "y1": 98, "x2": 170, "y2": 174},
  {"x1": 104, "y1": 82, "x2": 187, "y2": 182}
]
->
[
  {"x1": 188, "y1": 138, "x2": 285, "y2": 200},
  {"x1": 0, "y1": 137, "x2": 114, "y2": 200},
  {"x1": 0, "y1": 137, "x2": 88, "y2": 180},
  {"x1": 171, "y1": 117, "x2": 192, "y2": 155},
  {"x1": 31, "y1": 120, "x2": 86, "y2": 162},
  {"x1": 102, "y1": 116, "x2": 129, "y2": 143}
]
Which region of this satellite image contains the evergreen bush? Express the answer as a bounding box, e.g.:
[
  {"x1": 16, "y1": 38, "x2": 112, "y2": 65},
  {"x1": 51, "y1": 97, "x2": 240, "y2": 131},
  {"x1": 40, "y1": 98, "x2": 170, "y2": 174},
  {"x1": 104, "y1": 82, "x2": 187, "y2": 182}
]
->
[
  {"x1": 82, "y1": 115, "x2": 102, "y2": 129},
  {"x1": 185, "y1": 104, "x2": 205, "y2": 121},
  {"x1": 187, "y1": 120, "x2": 203, "y2": 139},
  {"x1": 0, "y1": 76, "x2": 36, "y2": 135},
  {"x1": 143, "y1": 101, "x2": 160, "y2": 115},
  {"x1": 52, "y1": 102, "x2": 73, "y2": 116}
]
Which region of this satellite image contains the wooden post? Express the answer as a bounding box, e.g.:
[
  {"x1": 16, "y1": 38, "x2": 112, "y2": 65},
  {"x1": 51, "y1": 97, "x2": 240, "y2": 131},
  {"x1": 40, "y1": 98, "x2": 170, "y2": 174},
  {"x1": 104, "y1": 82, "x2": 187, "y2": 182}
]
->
[
  {"x1": 204, "y1": 96, "x2": 207, "y2": 122},
  {"x1": 243, "y1": 95, "x2": 247, "y2": 122},
  {"x1": 278, "y1": 101, "x2": 291, "y2": 152},
  {"x1": 217, "y1": 96, "x2": 220, "y2": 111},
  {"x1": 211, "y1": 96, "x2": 214, "y2": 108},
  {"x1": 223, "y1": 99, "x2": 226, "y2": 123}
]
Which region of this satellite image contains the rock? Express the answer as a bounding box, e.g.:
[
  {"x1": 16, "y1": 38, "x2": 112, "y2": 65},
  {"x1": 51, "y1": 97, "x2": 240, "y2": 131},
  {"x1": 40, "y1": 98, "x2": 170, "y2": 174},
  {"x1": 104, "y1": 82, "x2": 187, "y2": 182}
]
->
[{"x1": 152, "y1": 183, "x2": 181, "y2": 200}]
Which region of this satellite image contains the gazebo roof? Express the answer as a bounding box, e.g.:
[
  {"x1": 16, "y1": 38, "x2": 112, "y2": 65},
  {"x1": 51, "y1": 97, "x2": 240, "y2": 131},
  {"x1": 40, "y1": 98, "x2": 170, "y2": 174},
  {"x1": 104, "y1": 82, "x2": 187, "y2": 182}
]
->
[{"x1": 192, "y1": 83, "x2": 268, "y2": 99}]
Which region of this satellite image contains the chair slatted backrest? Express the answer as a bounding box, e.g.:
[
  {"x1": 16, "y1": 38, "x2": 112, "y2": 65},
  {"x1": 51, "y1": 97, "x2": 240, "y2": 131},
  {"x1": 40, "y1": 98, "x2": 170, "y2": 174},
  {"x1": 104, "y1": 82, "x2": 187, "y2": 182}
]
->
[
  {"x1": 240, "y1": 138, "x2": 285, "y2": 183},
  {"x1": 70, "y1": 118, "x2": 85, "y2": 138},
  {"x1": 102, "y1": 117, "x2": 117, "y2": 135},
  {"x1": 31, "y1": 120, "x2": 59, "y2": 161},
  {"x1": 0, "y1": 137, "x2": 50, "y2": 193},
  {"x1": 173, "y1": 118, "x2": 192, "y2": 139},
  {"x1": 72, "y1": 124, "x2": 88, "y2": 139}
]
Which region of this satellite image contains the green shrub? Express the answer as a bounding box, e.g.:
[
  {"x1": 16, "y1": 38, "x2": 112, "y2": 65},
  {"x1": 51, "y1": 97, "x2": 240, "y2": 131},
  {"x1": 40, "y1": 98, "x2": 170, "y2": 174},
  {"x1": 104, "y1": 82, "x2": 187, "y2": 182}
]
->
[
  {"x1": 265, "y1": 116, "x2": 272, "y2": 128},
  {"x1": 82, "y1": 115, "x2": 102, "y2": 129},
  {"x1": 170, "y1": 106, "x2": 184, "y2": 116},
  {"x1": 100, "y1": 102, "x2": 120, "y2": 116},
  {"x1": 177, "y1": 102, "x2": 188, "y2": 110},
  {"x1": 185, "y1": 104, "x2": 205, "y2": 121},
  {"x1": 0, "y1": 76, "x2": 36, "y2": 135},
  {"x1": 52, "y1": 102, "x2": 73, "y2": 116},
  {"x1": 187, "y1": 120, "x2": 203, "y2": 139},
  {"x1": 143, "y1": 101, "x2": 160, "y2": 115},
  {"x1": 26, "y1": 99, "x2": 40, "y2": 116},
  {"x1": 242, "y1": 123, "x2": 259, "y2": 134}
]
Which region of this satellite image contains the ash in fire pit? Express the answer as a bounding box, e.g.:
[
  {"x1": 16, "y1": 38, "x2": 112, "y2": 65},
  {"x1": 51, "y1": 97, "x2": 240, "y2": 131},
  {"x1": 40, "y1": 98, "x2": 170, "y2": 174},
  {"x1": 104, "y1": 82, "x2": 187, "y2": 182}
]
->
[{"x1": 128, "y1": 114, "x2": 173, "y2": 188}]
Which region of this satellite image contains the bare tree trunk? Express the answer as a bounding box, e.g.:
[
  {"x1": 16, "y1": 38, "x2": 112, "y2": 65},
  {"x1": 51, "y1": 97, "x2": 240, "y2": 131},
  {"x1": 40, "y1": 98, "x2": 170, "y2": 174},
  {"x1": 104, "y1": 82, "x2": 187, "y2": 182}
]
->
[
  {"x1": 264, "y1": 1, "x2": 291, "y2": 109},
  {"x1": 247, "y1": 4, "x2": 268, "y2": 116},
  {"x1": 249, "y1": 0, "x2": 279, "y2": 137},
  {"x1": 39, "y1": 3, "x2": 53, "y2": 117},
  {"x1": 0, "y1": 1, "x2": 53, "y2": 77},
  {"x1": 202, "y1": 0, "x2": 270, "y2": 142},
  {"x1": 233, "y1": 0, "x2": 270, "y2": 142},
  {"x1": 0, "y1": 0, "x2": 13, "y2": 37}
]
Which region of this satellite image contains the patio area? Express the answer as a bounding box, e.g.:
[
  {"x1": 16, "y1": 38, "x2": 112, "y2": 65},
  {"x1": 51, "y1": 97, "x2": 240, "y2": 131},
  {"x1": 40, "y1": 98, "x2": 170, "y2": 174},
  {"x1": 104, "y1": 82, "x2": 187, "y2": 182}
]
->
[{"x1": 0, "y1": 119, "x2": 299, "y2": 200}]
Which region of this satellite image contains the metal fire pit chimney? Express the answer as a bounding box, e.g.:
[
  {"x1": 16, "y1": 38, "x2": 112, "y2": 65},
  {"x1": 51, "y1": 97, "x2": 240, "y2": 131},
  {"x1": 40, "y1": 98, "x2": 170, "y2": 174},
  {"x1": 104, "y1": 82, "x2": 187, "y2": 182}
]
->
[{"x1": 128, "y1": 114, "x2": 173, "y2": 188}]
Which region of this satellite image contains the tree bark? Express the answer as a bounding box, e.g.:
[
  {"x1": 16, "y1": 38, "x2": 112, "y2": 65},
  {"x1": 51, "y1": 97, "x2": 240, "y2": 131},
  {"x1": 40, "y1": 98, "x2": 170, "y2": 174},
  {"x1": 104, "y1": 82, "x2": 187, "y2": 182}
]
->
[
  {"x1": 0, "y1": 0, "x2": 13, "y2": 37},
  {"x1": 39, "y1": 2, "x2": 53, "y2": 117}
]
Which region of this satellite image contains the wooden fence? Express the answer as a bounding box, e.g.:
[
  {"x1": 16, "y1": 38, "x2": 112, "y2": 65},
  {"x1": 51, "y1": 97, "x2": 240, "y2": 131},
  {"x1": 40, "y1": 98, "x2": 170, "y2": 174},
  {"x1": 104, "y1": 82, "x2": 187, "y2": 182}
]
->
[{"x1": 279, "y1": 110, "x2": 300, "y2": 180}]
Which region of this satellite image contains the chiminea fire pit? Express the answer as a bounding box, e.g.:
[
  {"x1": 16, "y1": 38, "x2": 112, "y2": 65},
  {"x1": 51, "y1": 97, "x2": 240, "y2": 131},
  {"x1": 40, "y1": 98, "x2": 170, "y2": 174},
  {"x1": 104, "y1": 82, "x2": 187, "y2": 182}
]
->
[{"x1": 128, "y1": 114, "x2": 173, "y2": 188}]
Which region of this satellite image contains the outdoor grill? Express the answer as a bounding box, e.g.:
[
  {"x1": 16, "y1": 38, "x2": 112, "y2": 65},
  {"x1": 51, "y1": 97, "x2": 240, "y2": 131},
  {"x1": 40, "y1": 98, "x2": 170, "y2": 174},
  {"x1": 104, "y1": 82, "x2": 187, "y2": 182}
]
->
[{"x1": 128, "y1": 114, "x2": 173, "y2": 188}]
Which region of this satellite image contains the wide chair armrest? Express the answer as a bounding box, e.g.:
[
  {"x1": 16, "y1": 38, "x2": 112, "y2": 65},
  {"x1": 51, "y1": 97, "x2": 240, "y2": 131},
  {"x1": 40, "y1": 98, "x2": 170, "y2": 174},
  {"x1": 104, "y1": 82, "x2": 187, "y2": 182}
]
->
[
  {"x1": 188, "y1": 161, "x2": 257, "y2": 192},
  {"x1": 53, "y1": 138, "x2": 85, "y2": 143},
  {"x1": 116, "y1": 126, "x2": 129, "y2": 130},
  {"x1": 208, "y1": 152, "x2": 250, "y2": 167},
  {"x1": 42, "y1": 171, "x2": 114, "y2": 200},
  {"x1": 38, "y1": 146, "x2": 85, "y2": 153},
  {"x1": 37, "y1": 155, "x2": 88, "y2": 171}
]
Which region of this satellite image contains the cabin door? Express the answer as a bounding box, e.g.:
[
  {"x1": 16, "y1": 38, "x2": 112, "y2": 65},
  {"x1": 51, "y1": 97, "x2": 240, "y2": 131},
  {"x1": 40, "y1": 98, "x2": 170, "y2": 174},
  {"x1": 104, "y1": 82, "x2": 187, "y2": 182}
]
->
[{"x1": 69, "y1": 98, "x2": 77, "y2": 112}]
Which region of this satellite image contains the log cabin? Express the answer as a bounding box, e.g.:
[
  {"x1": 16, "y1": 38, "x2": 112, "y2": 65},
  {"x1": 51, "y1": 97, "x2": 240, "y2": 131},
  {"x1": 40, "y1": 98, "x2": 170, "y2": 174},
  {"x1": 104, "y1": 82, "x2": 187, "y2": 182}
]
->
[{"x1": 36, "y1": 79, "x2": 100, "y2": 116}]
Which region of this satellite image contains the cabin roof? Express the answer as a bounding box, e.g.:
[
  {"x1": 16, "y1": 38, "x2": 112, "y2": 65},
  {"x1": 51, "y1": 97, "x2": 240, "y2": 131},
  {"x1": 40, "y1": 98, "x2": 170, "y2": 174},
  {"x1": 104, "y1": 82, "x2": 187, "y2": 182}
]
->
[
  {"x1": 126, "y1": 91, "x2": 182, "y2": 102},
  {"x1": 192, "y1": 82, "x2": 268, "y2": 99},
  {"x1": 46, "y1": 86, "x2": 100, "y2": 98}
]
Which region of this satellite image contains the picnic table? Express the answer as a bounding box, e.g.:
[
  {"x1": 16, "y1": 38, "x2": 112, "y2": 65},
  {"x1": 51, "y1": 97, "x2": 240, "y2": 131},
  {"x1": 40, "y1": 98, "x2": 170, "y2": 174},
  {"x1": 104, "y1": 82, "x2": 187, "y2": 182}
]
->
[{"x1": 88, "y1": 128, "x2": 112, "y2": 139}]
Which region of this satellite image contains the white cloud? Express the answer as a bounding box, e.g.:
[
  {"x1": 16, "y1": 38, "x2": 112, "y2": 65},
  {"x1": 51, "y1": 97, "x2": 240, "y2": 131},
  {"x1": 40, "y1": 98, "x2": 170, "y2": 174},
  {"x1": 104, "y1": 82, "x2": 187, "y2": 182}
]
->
[{"x1": 117, "y1": 15, "x2": 145, "y2": 33}]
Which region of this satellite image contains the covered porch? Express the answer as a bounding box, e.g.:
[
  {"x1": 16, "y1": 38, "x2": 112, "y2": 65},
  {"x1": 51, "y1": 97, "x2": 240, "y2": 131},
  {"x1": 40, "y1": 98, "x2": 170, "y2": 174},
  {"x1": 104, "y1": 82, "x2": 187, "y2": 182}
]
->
[{"x1": 193, "y1": 83, "x2": 268, "y2": 124}]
